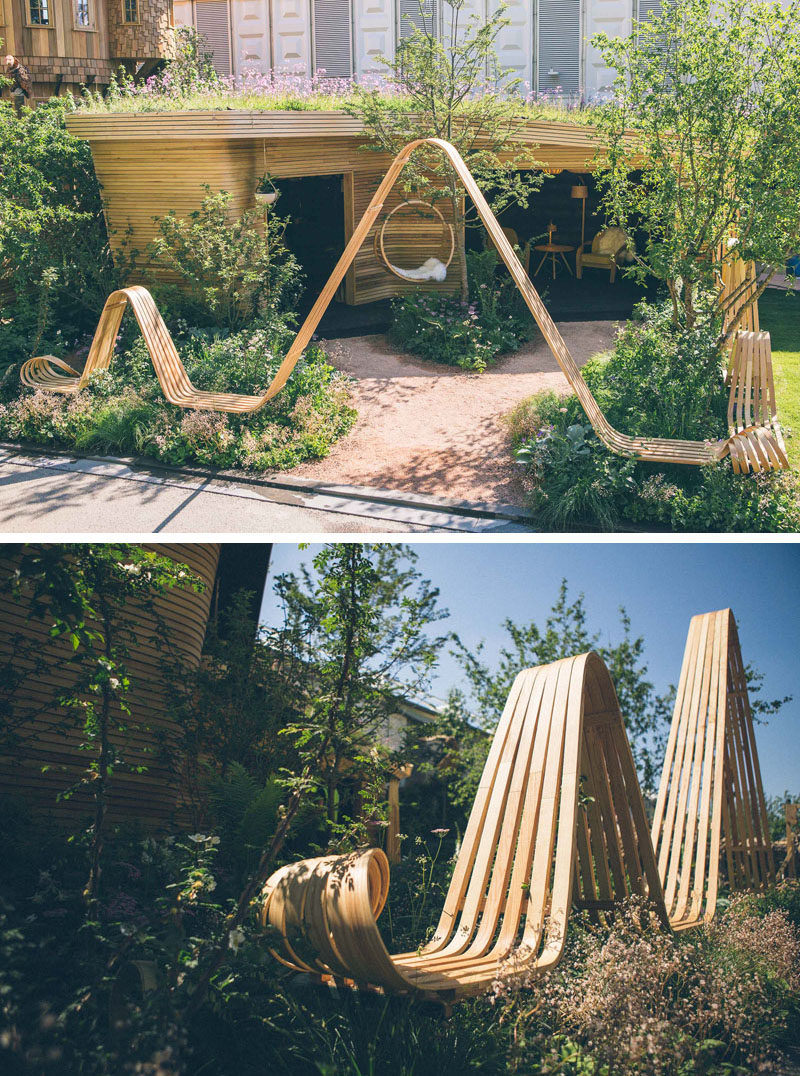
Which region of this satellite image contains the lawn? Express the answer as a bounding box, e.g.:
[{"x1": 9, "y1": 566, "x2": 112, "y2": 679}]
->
[{"x1": 759, "y1": 288, "x2": 800, "y2": 468}]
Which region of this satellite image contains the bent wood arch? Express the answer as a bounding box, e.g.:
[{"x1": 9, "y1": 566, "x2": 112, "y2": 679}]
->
[
  {"x1": 262, "y1": 610, "x2": 774, "y2": 1002},
  {"x1": 21, "y1": 138, "x2": 783, "y2": 469},
  {"x1": 652, "y1": 608, "x2": 774, "y2": 931},
  {"x1": 262, "y1": 651, "x2": 670, "y2": 1000}
]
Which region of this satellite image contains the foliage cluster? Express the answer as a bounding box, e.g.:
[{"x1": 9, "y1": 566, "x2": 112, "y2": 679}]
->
[
  {"x1": 147, "y1": 187, "x2": 304, "y2": 333},
  {"x1": 509, "y1": 304, "x2": 800, "y2": 532},
  {"x1": 0, "y1": 325, "x2": 355, "y2": 471},
  {"x1": 494, "y1": 892, "x2": 800, "y2": 1075},
  {"x1": 592, "y1": 0, "x2": 800, "y2": 341},
  {"x1": 389, "y1": 249, "x2": 534, "y2": 370},
  {"x1": 1, "y1": 812, "x2": 798, "y2": 1075},
  {"x1": 0, "y1": 98, "x2": 121, "y2": 369}
]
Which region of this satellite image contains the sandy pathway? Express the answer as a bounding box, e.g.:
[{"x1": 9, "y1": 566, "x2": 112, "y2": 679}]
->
[{"x1": 293, "y1": 319, "x2": 620, "y2": 505}]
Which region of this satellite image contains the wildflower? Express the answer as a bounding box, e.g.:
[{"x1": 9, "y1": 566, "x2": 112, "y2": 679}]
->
[
  {"x1": 431, "y1": 827, "x2": 450, "y2": 837},
  {"x1": 228, "y1": 927, "x2": 245, "y2": 952}
]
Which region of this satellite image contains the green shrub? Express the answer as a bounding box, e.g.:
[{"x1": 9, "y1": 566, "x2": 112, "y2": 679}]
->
[
  {"x1": 147, "y1": 189, "x2": 304, "y2": 332},
  {"x1": 388, "y1": 249, "x2": 535, "y2": 371},
  {"x1": 510, "y1": 391, "x2": 637, "y2": 531},
  {"x1": 584, "y1": 305, "x2": 727, "y2": 441},
  {"x1": 0, "y1": 97, "x2": 120, "y2": 370},
  {"x1": 0, "y1": 328, "x2": 356, "y2": 471},
  {"x1": 510, "y1": 304, "x2": 800, "y2": 532}
]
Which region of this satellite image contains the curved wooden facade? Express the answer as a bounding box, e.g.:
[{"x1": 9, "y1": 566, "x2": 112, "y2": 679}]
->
[
  {"x1": 65, "y1": 110, "x2": 610, "y2": 306},
  {"x1": 0, "y1": 543, "x2": 220, "y2": 828}
]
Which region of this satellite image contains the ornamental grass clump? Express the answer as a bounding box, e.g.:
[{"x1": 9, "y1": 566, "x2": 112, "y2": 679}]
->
[{"x1": 493, "y1": 895, "x2": 800, "y2": 1075}]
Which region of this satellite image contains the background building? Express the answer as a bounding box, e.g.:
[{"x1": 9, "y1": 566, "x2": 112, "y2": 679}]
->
[
  {"x1": 0, "y1": 0, "x2": 175, "y2": 100},
  {"x1": 171, "y1": 0, "x2": 665, "y2": 100}
]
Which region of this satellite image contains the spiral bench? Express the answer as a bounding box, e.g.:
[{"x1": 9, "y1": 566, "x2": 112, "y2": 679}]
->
[
  {"x1": 261, "y1": 609, "x2": 775, "y2": 1001},
  {"x1": 20, "y1": 139, "x2": 786, "y2": 472}
]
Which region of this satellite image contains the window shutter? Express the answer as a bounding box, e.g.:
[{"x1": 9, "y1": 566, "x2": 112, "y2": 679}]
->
[
  {"x1": 313, "y1": 0, "x2": 353, "y2": 78},
  {"x1": 195, "y1": 0, "x2": 232, "y2": 78},
  {"x1": 637, "y1": 0, "x2": 662, "y2": 22},
  {"x1": 537, "y1": 0, "x2": 581, "y2": 96},
  {"x1": 398, "y1": 0, "x2": 438, "y2": 41}
]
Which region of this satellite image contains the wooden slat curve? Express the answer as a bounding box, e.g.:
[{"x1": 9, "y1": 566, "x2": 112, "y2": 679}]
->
[
  {"x1": 725, "y1": 332, "x2": 788, "y2": 474},
  {"x1": 262, "y1": 609, "x2": 775, "y2": 1001},
  {"x1": 19, "y1": 137, "x2": 737, "y2": 468},
  {"x1": 651, "y1": 609, "x2": 774, "y2": 931},
  {"x1": 261, "y1": 652, "x2": 669, "y2": 1000}
]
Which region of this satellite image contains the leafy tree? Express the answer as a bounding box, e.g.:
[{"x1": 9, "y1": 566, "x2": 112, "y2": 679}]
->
[
  {"x1": 268, "y1": 543, "x2": 449, "y2": 842},
  {"x1": 349, "y1": 0, "x2": 542, "y2": 299},
  {"x1": 0, "y1": 544, "x2": 202, "y2": 908},
  {"x1": 592, "y1": 0, "x2": 800, "y2": 342},
  {"x1": 438, "y1": 582, "x2": 674, "y2": 809},
  {"x1": 168, "y1": 589, "x2": 291, "y2": 787},
  {"x1": 0, "y1": 98, "x2": 123, "y2": 368}
]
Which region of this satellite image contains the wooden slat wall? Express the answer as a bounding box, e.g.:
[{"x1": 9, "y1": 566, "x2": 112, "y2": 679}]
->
[
  {"x1": 350, "y1": 170, "x2": 461, "y2": 303},
  {"x1": 0, "y1": 543, "x2": 220, "y2": 829},
  {"x1": 69, "y1": 111, "x2": 617, "y2": 301},
  {"x1": 93, "y1": 138, "x2": 261, "y2": 275}
]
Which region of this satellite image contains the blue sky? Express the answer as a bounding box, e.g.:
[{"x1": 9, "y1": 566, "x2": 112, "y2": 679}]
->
[{"x1": 259, "y1": 542, "x2": 800, "y2": 799}]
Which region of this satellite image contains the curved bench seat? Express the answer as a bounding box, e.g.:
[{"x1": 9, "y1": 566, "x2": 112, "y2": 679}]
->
[{"x1": 262, "y1": 610, "x2": 774, "y2": 1000}]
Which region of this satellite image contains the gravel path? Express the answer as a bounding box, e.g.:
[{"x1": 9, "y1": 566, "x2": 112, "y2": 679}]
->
[{"x1": 293, "y1": 320, "x2": 620, "y2": 505}]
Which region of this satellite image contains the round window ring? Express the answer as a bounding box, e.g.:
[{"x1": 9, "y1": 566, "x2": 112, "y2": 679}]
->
[{"x1": 376, "y1": 199, "x2": 455, "y2": 281}]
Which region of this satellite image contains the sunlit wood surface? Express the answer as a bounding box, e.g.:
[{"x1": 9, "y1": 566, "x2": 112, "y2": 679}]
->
[
  {"x1": 19, "y1": 139, "x2": 784, "y2": 471},
  {"x1": 262, "y1": 609, "x2": 774, "y2": 1001}
]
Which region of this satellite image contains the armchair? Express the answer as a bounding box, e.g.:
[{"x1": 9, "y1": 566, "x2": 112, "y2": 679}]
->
[{"x1": 575, "y1": 227, "x2": 632, "y2": 283}]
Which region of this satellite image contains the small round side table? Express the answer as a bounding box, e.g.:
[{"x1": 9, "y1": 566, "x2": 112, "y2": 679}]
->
[{"x1": 533, "y1": 243, "x2": 575, "y2": 280}]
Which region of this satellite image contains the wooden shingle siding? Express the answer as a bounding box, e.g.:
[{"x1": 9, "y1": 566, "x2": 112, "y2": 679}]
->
[{"x1": 0, "y1": 544, "x2": 220, "y2": 829}]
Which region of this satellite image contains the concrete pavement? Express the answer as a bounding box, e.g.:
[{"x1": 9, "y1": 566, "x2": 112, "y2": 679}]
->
[{"x1": 0, "y1": 447, "x2": 534, "y2": 534}]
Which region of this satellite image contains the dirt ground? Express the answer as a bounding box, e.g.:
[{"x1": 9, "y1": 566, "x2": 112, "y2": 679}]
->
[{"x1": 292, "y1": 320, "x2": 620, "y2": 505}]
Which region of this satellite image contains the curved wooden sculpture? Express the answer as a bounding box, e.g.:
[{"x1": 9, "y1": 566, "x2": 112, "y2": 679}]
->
[
  {"x1": 652, "y1": 609, "x2": 774, "y2": 931},
  {"x1": 21, "y1": 138, "x2": 785, "y2": 471},
  {"x1": 725, "y1": 331, "x2": 788, "y2": 474},
  {"x1": 262, "y1": 609, "x2": 774, "y2": 1002}
]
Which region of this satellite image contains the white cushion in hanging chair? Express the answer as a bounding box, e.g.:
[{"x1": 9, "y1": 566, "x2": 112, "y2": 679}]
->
[{"x1": 391, "y1": 257, "x2": 448, "y2": 282}]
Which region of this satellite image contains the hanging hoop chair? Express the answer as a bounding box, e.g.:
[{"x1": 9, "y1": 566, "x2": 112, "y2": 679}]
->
[{"x1": 376, "y1": 199, "x2": 455, "y2": 282}]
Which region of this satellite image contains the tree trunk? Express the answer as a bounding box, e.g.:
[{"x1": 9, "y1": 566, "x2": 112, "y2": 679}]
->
[
  {"x1": 456, "y1": 216, "x2": 468, "y2": 302},
  {"x1": 84, "y1": 609, "x2": 112, "y2": 910}
]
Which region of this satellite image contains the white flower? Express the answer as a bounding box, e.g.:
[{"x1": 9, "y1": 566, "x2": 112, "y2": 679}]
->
[{"x1": 228, "y1": 927, "x2": 245, "y2": 952}]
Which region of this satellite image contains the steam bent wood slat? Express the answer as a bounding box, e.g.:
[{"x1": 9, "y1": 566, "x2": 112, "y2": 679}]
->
[
  {"x1": 724, "y1": 331, "x2": 788, "y2": 474},
  {"x1": 262, "y1": 609, "x2": 774, "y2": 1001},
  {"x1": 19, "y1": 138, "x2": 781, "y2": 470}
]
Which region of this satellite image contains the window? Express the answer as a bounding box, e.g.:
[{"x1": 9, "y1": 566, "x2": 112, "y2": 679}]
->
[
  {"x1": 28, "y1": 0, "x2": 49, "y2": 25},
  {"x1": 312, "y1": 0, "x2": 353, "y2": 78},
  {"x1": 398, "y1": 0, "x2": 437, "y2": 42},
  {"x1": 536, "y1": 0, "x2": 581, "y2": 96},
  {"x1": 123, "y1": 0, "x2": 138, "y2": 22},
  {"x1": 74, "y1": 0, "x2": 92, "y2": 27},
  {"x1": 195, "y1": 0, "x2": 231, "y2": 77}
]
